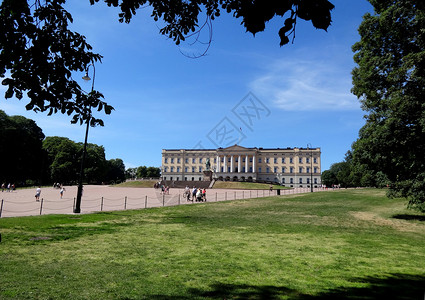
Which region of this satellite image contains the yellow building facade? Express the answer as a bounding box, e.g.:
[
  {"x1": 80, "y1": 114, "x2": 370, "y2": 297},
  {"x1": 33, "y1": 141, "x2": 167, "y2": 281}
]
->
[{"x1": 162, "y1": 145, "x2": 321, "y2": 188}]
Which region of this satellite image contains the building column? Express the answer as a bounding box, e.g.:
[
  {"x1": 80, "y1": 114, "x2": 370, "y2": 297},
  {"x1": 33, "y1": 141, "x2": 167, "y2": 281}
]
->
[
  {"x1": 253, "y1": 155, "x2": 256, "y2": 173},
  {"x1": 224, "y1": 155, "x2": 227, "y2": 173},
  {"x1": 238, "y1": 155, "x2": 241, "y2": 173},
  {"x1": 216, "y1": 155, "x2": 220, "y2": 172},
  {"x1": 230, "y1": 155, "x2": 234, "y2": 173},
  {"x1": 245, "y1": 155, "x2": 248, "y2": 173}
]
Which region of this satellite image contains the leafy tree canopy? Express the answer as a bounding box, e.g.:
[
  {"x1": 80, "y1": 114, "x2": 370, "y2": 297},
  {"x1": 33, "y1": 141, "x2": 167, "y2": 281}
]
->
[
  {"x1": 1, "y1": 0, "x2": 334, "y2": 124},
  {"x1": 351, "y1": 0, "x2": 425, "y2": 211},
  {"x1": 0, "y1": 110, "x2": 45, "y2": 183}
]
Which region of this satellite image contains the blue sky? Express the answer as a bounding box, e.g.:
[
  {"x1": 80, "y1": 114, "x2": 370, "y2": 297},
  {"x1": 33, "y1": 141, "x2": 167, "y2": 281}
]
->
[{"x1": 0, "y1": 0, "x2": 373, "y2": 171}]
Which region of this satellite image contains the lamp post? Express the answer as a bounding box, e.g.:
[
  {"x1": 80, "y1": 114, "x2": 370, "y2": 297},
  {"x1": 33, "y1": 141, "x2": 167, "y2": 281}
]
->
[
  {"x1": 74, "y1": 64, "x2": 95, "y2": 213},
  {"x1": 307, "y1": 143, "x2": 313, "y2": 193}
]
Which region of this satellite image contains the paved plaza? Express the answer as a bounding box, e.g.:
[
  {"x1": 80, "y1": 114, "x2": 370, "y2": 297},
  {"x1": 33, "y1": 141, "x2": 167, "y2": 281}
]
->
[{"x1": 0, "y1": 185, "x2": 313, "y2": 218}]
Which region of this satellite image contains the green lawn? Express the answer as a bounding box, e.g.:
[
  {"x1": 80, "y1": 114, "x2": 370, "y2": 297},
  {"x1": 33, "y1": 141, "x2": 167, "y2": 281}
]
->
[
  {"x1": 113, "y1": 180, "x2": 158, "y2": 188},
  {"x1": 1, "y1": 189, "x2": 424, "y2": 299},
  {"x1": 212, "y1": 181, "x2": 286, "y2": 190}
]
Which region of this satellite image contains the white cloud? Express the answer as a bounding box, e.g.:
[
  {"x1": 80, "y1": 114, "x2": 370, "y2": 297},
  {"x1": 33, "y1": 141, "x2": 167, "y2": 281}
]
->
[{"x1": 250, "y1": 57, "x2": 361, "y2": 111}]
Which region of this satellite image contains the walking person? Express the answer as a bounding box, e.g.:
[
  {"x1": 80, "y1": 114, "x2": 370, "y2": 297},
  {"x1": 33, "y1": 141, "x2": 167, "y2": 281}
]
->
[
  {"x1": 192, "y1": 186, "x2": 197, "y2": 201},
  {"x1": 202, "y1": 188, "x2": 207, "y2": 201},
  {"x1": 60, "y1": 186, "x2": 66, "y2": 198},
  {"x1": 35, "y1": 186, "x2": 41, "y2": 201}
]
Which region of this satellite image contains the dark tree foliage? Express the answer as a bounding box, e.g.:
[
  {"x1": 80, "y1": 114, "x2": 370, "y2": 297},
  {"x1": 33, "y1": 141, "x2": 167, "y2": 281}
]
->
[
  {"x1": 0, "y1": 0, "x2": 113, "y2": 126},
  {"x1": 351, "y1": 0, "x2": 425, "y2": 211},
  {"x1": 83, "y1": 143, "x2": 108, "y2": 183},
  {"x1": 146, "y1": 166, "x2": 160, "y2": 178},
  {"x1": 105, "y1": 158, "x2": 126, "y2": 183},
  {"x1": 0, "y1": 110, "x2": 45, "y2": 185},
  {"x1": 1, "y1": 0, "x2": 334, "y2": 123},
  {"x1": 92, "y1": 0, "x2": 335, "y2": 46},
  {"x1": 43, "y1": 136, "x2": 80, "y2": 184}
]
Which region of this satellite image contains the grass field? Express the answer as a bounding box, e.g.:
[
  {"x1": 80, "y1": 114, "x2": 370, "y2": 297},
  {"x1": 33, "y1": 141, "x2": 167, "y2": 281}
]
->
[
  {"x1": 113, "y1": 180, "x2": 158, "y2": 188},
  {"x1": 1, "y1": 189, "x2": 424, "y2": 299},
  {"x1": 116, "y1": 180, "x2": 285, "y2": 190},
  {"x1": 212, "y1": 181, "x2": 285, "y2": 190}
]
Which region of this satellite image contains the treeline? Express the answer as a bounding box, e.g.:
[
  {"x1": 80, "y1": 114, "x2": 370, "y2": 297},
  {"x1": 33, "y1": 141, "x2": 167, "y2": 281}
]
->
[
  {"x1": 322, "y1": 151, "x2": 390, "y2": 189},
  {"x1": 125, "y1": 166, "x2": 160, "y2": 180},
  {"x1": 0, "y1": 110, "x2": 158, "y2": 187}
]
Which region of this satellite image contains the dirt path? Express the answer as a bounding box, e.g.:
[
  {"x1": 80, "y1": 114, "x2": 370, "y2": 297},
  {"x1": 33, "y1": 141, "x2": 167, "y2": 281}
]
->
[{"x1": 0, "y1": 185, "x2": 312, "y2": 218}]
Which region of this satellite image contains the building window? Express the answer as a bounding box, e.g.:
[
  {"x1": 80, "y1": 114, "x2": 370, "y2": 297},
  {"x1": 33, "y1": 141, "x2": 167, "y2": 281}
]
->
[
  {"x1": 282, "y1": 178, "x2": 285, "y2": 184},
  {"x1": 299, "y1": 157, "x2": 303, "y2": 163},
  {"x1": 185, "y1": 167, "x2": 188, "y2": 172},
  {"x1": 314, "y1": 157, "x2": 317, "y2": 164},
  {"x1": 290, "y1": 167, "x2": 294, "y2": 173},
  {"x1": 259, "y1": 167, "x2": 262, "y2": 173},
  {"x1": 228, "y1": 167, "x2": 231, "y2": 172},
  {"x1": 199, "y1": 167, "x2": 202, "y2": 172},
  {"x1": 314, "y1": 178, "x2": 318, "y2": 184},
  {"x1": 199, "y1": 158, "x2": 202, "y2": 163},
  {"x1": 192, "y1": 167, "x2": 195, "y2": 173},
  {"x1": 243, "y1": 157, "x2": 246, "y2": 162},
  {"x1": 249, "y1": 167, "x2": 253, "y2": 172},
  {"x1": 306, "y1": 157, "x2": 310, "y2": 164},
  {"x1": 177, "y1": 167, "x2": 180, "y2": 172},
  {"x1": 259, "y1": 158, "x2": 262, "y2": 163},
  {"x1": 185, "y1": 158, "x2": 188, "y2": 163},
  {"x1": 290, "y1": 178, "x2": 293, "y2": 184},
  {"x1": 282, "y1": 167, "x2": 285, "y2": 173},
  {"x1": 250, "y1": 157, "x2": 253, "y2": 162},
  {"x1": 164, "y1": 158, "x2": 168, "y2": 164},
  {"x1": 184, "y1": 177, "x2": 187, "y2": 181},
  {"x1": 214, "y1": 158, "x2": 217, "y2": 163},
  {"x1": 221, "y1": 167, "x2": 224, "y2": 172},
  {"x1": 199, "y1": 177, "x2": 202, "y2": 181},
  {"x1": 274, "y1": 158, "x2": 277, "y2": 163},
  {"x1": 171, "y1": 158, "x2": 174, "y2": 163},
  {"x1": 289, "y1": 158, "x2": 293, "y2": 163},
  {"x1": 164, "y1": 177, "x2": 167, "y2": 180},
  {"x1": 307, "y1": 178, "x2": 310, "y2": 184},
  {"x1": 266, "y1": 158, "x2": 269, "y2": 163},
  {"x1": 282, "y1": 157, "x2": 285, "y2": 163},
  {"x1": 299, "y1": 167, "x2": 303, "y2": 173},
  {"x1": 192, "y1": 158, "x2": 196, "y2": 163},
  {"x1": 306, "y1": 167, "x2": 310, "y2": 173},
  {"x1": 299, "y1": 178, "x2": 303, "y2": 184},
  {"x1": 266, "y1": 167, "x2": 270, "y2": 173},
  {"x1": 164, "y1": 167, "x2": 168, "y2": 172},
  {"x1": 177, "y1": 158, "x2": 180, "y2": 163},
  {"x1": 170, "y1": 167, "x2": 174, "y2": 172},
  {"x1": 314, "y1": 167, "x2": 318, "y2": 173},
  {"x1": 274, "y1": 167, "x2": 278, "y2": 173},
  {"x1": 243, "y1": 167, "x2": 246, "y2": 172},
  {"x1": 221, "y1": 157, "x2": 224, "y2": 162}
]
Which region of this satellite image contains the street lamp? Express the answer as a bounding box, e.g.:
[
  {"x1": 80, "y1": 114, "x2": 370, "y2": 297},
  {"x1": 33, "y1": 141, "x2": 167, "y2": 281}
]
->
[
  {"x1": 307, "y1": 143, "x2": 313, "y2": 193},
  {"x1": 74, "y1": 64, "x2": 95, "y2": 213}
]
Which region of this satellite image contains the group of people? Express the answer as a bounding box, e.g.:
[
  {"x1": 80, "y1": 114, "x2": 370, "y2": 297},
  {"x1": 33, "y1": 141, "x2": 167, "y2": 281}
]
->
[
  {"x1": 184, "y1": 186, "x2": 207, "y2": 202},
  {"x1": 53, "y1": 183, "x2": 66, "y2": 198},
  {"x1": 1, "y1": 183, "x2": 15, "y2": 192},
  {"x1": 154, "y1": 182, "x2": 171, "y2": 195}
]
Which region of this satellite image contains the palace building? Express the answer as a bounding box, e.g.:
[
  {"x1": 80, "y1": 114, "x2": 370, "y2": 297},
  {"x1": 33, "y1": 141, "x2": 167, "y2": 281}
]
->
[{"x1": 161, "y1": 145, "x2": 321, "y2": 188}]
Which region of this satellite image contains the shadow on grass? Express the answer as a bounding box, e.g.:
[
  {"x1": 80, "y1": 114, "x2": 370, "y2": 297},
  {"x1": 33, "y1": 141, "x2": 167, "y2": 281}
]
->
[
  {"x1": 146, "y1": 273, "x2": 425, "y2": 299},
  {"x1": 393, "y1": 214, "x2": 425, "y2": 222},
  {"x1": 303, "y1": 273, "x2": 425, "y2": 299}
]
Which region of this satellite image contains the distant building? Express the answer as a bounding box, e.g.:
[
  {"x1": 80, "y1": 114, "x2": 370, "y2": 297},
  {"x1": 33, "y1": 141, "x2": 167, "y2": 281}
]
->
[{"x1": 161, "y1": 145, "x2": 321, "y2": 187}]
